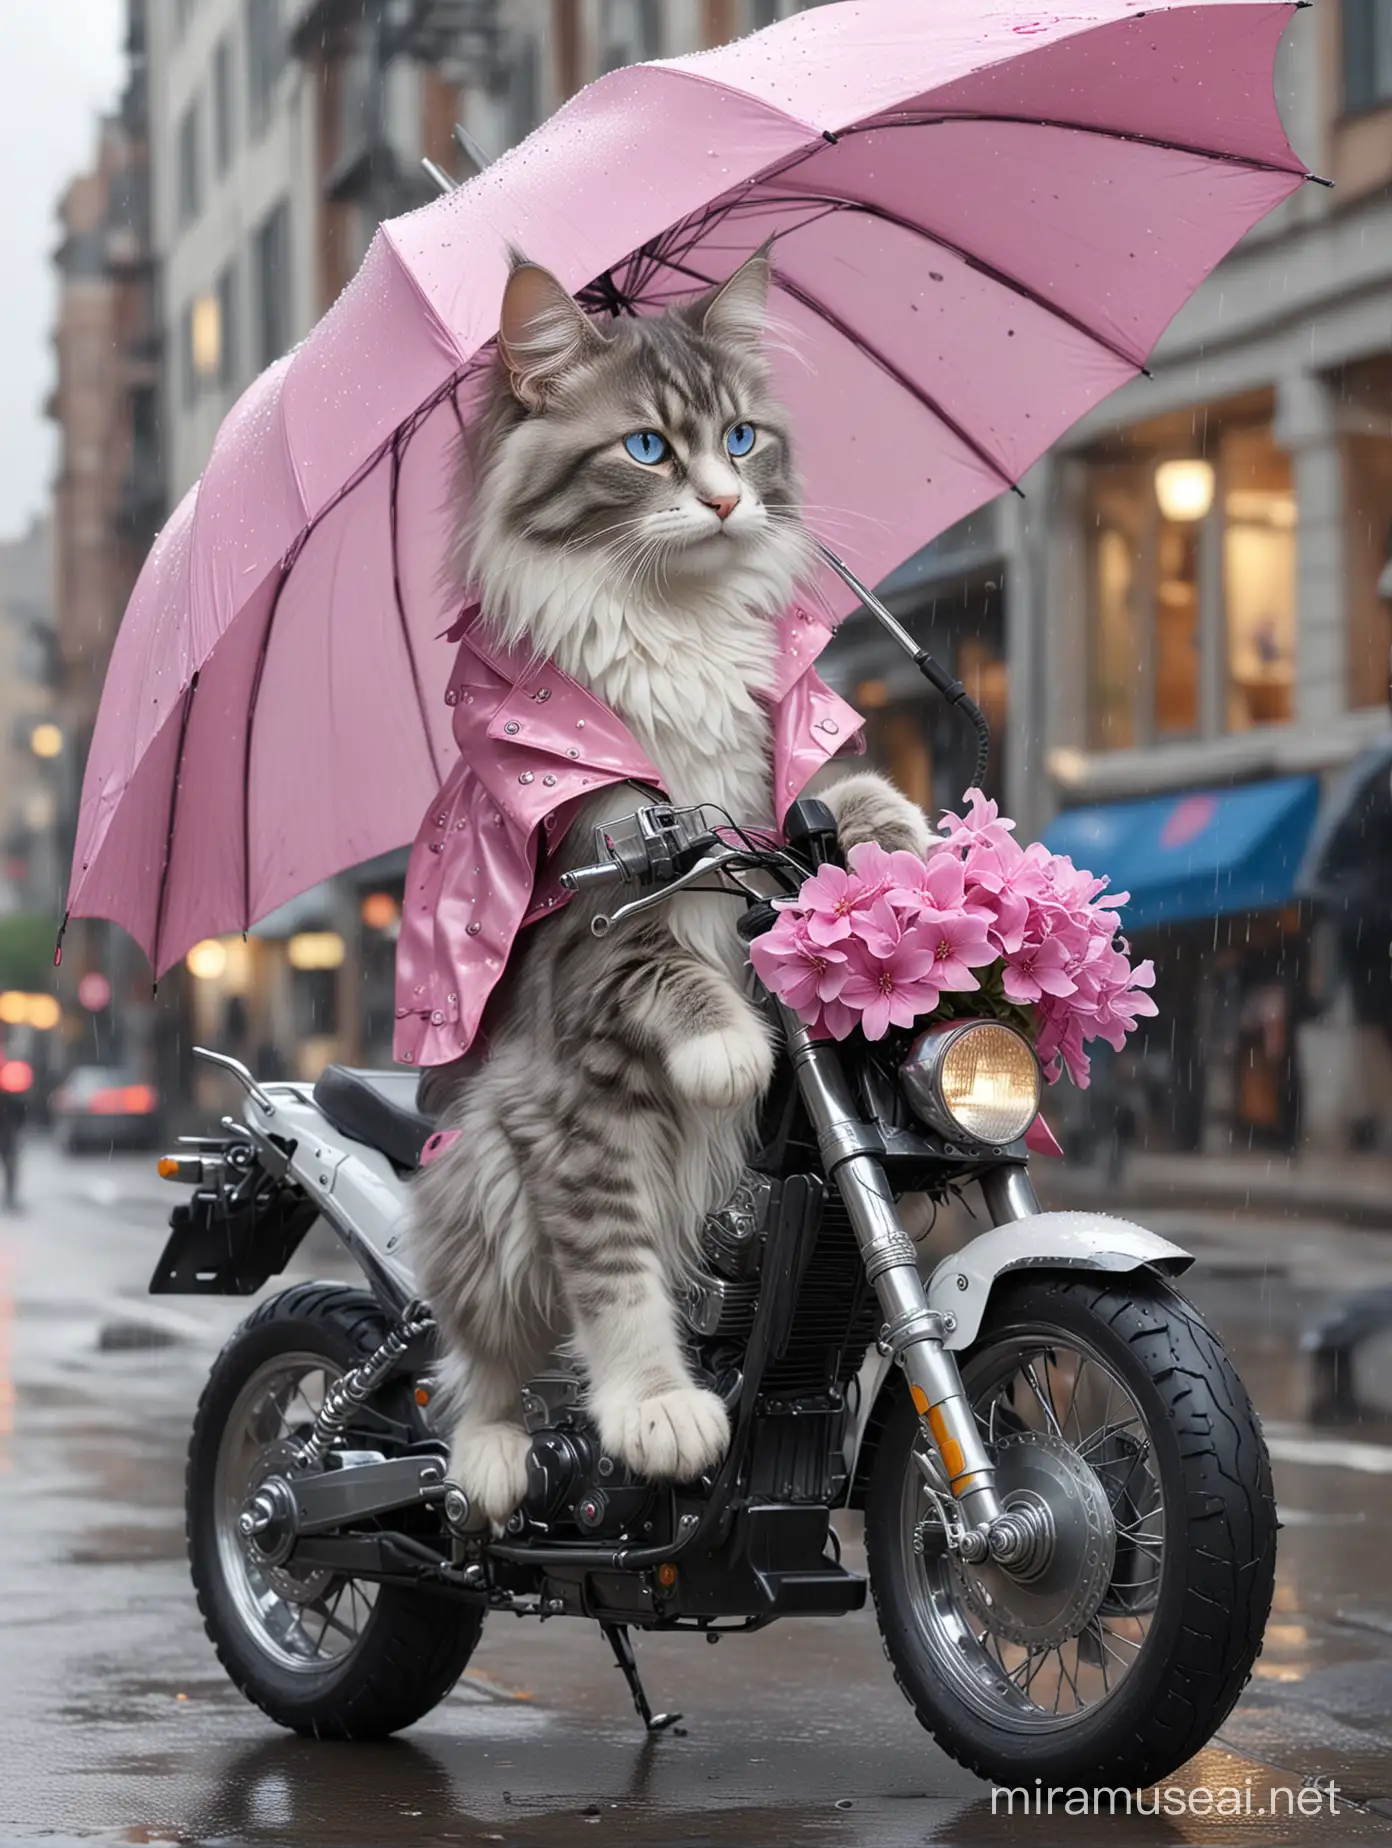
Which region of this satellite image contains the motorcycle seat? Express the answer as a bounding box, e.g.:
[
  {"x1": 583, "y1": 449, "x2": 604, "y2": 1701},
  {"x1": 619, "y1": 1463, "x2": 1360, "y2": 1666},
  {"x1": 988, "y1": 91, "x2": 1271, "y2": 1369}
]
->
[{"x1": 312, "y1": 1065, "x2": 433, "y2": 1171}]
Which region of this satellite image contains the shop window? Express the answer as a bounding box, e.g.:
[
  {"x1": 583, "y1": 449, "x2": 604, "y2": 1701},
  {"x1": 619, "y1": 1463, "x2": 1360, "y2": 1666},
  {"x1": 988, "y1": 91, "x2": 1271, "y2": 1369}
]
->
[
  {"x1": 1345, "y1": 434, "x2": 1392, "y2": 709},
  {"x1": 181, "y1": 293, "x2": 222, "y2": 405},
  {"x1": 1221, "y1": 426, "x2": 1295, "y2": 730},
  {"x1": 212, "y1": 35, "x2": 234, "y2": 177},
  {"x1": 508, "y1": 36, "x2": 540, "y2": 142},
  {"x1": 1086, "y1": 414, "x2": 1294, "y2": 749},
  {"x1": 1154, "y1": 505, "x2": 1201, "y2": 738},
  {"x1": 1343, "y1": 0, "x2": 1392, "y2": 113},
  {"x1": 601, "y1": 0, "x2": 663, "y2": 68},
  {"x1": 216, "y1": 259, "x2": 239, "y2": 392},
  {"x1": 245, "y1": 0, "x2": 284, "y2": 140},
  {"x1": 254, "y1": 198, "x2": 291, "y2": 368},
  {"x1": 854, "y1": 585, "x2": 1007, "y2": 811},
  {"x1": 177, "y1": 99, "x2": 202, "y2": 228},
  {"x1": 1334, "y1": 354, "x2": 1392, "y2": 708}
]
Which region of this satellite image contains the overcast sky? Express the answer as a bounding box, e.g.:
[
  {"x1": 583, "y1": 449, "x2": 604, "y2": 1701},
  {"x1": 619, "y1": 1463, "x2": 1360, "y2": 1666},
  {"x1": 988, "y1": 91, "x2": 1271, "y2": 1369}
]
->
[{"x1": 0, "y1": 3, "x2": 125, "y2": 543}]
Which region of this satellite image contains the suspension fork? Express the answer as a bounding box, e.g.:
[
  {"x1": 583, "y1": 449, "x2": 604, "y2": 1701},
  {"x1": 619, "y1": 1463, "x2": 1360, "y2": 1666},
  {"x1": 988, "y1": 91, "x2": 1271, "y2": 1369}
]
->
[{"x1": 782, "y1": 1011, "x2": 1005, "y2": 1533}]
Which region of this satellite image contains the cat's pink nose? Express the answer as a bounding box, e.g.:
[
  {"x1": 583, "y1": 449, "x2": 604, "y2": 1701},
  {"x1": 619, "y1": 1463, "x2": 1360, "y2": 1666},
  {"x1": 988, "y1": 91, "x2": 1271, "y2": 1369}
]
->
[{"x1": 704, "y1": 492, "x2": 740, "y2": 522}]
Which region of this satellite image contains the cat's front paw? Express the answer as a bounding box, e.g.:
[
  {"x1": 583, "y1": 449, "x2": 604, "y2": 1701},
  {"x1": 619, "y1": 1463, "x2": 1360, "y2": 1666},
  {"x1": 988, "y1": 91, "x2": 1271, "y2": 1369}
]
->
[
  {"x1": 600, "y1": 1387, "x2": 730, "y2": 1482},
  {"x1": 666, "y1": 1018, "x2": 773, "y2": 1109},
  {"x1": 449, "y1": 1419, "x2": 532, "y2": 1526},
  {"x1": 824, "y1": 771, "x2": 931, "y2": 856}
]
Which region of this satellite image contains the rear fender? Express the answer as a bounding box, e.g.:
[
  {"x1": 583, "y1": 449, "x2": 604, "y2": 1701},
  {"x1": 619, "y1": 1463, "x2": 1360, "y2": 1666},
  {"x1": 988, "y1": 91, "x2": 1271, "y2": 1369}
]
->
[{"x1": 844, "y1": 1211, "x2": 1192, "y2": 1504}]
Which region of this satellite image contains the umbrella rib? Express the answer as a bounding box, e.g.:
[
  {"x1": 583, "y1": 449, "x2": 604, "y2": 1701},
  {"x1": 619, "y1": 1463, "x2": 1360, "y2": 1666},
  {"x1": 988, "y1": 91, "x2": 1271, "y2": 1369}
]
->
[
  {"x1": 151, "y1": 668, "x2": 200, "y2": 978},
  {"x1": 738, "y1": 188, "x2": 1148, "y2": 376},
  {"x1": 596, "y1": 233, "x2": 1022, "y2": 492},
  {"x1": 770, "y1": 269, "x2": 1023, "y2": 497},
  {"x1": 389, "y1": 429, "x2": 446, "y2": 786},
  {"x1": 241, "y1": 552, "x2": 299, "y2": 933},
  {"x1": 835, "y1": 110, "x2": 1309, "y2": 182}
]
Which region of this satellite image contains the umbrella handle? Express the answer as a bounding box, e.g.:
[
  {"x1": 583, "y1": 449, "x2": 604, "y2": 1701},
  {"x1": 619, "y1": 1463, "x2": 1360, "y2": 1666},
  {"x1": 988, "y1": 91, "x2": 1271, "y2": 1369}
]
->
[{"x1": 815, "y1": 543, "x2": 991, "y2": 792}]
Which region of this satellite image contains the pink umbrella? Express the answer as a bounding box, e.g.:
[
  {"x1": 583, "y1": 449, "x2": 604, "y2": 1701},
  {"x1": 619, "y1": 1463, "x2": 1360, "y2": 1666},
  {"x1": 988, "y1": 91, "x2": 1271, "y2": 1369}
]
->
[{"x1": 66, "y1": 0, "x2": 1308, "y2": 973}]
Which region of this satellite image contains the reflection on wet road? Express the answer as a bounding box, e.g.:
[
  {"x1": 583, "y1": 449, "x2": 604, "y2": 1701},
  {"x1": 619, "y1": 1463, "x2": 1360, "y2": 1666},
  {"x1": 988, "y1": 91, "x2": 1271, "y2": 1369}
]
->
[{"x1": 2, "y1": 1142, "x2": 1391, "y2": 1844}]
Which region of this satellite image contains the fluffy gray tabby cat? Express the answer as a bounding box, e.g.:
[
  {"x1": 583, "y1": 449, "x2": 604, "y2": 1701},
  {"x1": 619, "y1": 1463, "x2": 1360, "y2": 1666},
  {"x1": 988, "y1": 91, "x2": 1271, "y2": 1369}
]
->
[{"x1": 411, "y1": 250, "x2": 928, "y2": 1524}]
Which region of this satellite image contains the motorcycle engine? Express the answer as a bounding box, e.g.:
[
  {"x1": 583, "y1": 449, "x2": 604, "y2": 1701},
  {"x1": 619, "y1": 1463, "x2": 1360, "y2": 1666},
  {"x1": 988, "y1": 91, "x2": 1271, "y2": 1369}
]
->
[{"x1": 517, "y1": 1380, "x2": 655, "y2": 1539}]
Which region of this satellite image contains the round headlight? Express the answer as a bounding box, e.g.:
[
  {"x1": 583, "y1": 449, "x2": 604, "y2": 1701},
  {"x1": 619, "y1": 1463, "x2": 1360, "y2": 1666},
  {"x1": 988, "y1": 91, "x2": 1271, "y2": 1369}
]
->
[{"x1": 900, "y1": 1021, "x2": 1041, "y2": 1147}]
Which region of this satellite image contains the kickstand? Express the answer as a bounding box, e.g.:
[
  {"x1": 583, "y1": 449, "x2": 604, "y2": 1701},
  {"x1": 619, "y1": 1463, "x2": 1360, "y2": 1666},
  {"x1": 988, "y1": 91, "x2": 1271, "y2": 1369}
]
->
[{"x1": 601, "y1": 1622, "x2": 682, "y2": 1734}]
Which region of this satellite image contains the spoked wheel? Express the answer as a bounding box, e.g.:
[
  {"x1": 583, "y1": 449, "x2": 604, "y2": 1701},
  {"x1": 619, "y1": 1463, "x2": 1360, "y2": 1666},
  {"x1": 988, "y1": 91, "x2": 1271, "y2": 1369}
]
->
[
  {"x1": 866, "y1": 1272, "x2": 1275, "y2": 1788},
  {"x1": 187, "y1": 1284, "x2": 483, "y2": 1738}
]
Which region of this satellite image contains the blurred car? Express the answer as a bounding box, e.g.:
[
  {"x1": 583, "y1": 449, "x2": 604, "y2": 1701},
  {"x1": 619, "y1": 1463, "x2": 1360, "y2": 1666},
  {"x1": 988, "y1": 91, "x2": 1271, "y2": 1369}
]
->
[{"x1": 50, "y1": 1067, "x2": 161, "y2": 1154}]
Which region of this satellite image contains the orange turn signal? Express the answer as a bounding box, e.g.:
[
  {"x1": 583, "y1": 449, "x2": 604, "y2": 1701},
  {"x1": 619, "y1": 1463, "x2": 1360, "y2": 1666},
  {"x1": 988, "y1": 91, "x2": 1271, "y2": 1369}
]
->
[{"x1": 656, "y1": 1562, "x2": 678, "y2": 1588}]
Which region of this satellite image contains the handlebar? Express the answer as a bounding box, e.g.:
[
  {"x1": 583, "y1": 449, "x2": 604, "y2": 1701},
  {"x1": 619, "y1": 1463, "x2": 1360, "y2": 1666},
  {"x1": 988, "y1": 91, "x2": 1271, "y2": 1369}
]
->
[
  {"x1": 554, "y1": 800, "x2": 818, "y2": 939},
  {"x1": 559, "y1": 861, "x2": 626, "y2": 892}
]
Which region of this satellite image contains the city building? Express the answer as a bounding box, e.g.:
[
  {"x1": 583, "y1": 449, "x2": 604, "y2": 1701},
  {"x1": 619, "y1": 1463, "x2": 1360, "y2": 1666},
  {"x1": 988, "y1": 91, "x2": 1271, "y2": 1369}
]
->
[
  {"x1": 927, "y1": 4, "x2": 1392, "y2": 1160},
  {"x1": 0, "y1": 518, "x2": 59, "y2": 918},
  {"x1": 48, "y1": 0, "x2": 165, "y2": 1088}
]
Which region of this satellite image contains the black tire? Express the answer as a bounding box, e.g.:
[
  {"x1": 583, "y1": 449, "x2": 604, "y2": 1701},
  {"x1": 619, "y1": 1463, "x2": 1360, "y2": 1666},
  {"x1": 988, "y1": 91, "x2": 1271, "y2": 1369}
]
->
[
  {"x1": 187, "y1": 1282, "x2": 483, "y2": 1739},
  {"x1": 866, "y1": 1271, "x2": 1275, "y2": 1788}
]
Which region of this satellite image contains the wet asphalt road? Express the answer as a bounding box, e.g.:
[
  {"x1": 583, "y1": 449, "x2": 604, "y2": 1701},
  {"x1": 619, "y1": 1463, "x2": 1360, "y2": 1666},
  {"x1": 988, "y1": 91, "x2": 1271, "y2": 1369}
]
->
[{"x1": 3, "y1": 1137, "x2": 1392, "y2": 1846}]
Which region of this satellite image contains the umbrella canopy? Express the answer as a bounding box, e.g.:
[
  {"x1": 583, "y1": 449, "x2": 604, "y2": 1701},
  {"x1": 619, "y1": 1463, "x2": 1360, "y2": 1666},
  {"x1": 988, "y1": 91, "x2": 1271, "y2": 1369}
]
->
[{"x1": 68, "y1": 0, "x2": 1308, "y2": 974}]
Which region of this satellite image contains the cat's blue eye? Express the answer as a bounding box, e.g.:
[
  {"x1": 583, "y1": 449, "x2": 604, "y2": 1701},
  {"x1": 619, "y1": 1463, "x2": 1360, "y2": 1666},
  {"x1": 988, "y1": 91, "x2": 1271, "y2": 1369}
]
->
[
  {"x1": 726, "y1": 422, "x2": 756, "y2": 458},
  {"x1": 624, "y1": 431, "x2": 669, "y2": 465}
]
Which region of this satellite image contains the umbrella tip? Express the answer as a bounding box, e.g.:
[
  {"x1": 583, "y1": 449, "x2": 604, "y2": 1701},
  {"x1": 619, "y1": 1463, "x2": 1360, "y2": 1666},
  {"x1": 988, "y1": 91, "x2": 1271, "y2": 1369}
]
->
[
  {"x1": 53, "y1": 911, "x2": 68, "y2": 969},
  {"x1": 1305, "y1": 172, "x2": 1335, "y2": 189}
]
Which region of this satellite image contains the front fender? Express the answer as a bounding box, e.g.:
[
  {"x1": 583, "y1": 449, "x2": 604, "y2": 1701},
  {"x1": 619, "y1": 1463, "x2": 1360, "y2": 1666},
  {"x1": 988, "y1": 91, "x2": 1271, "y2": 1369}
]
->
[
  {"x1": 843, "y1": 1211, "x2": 1193, "y2": 1504},
  {"x1": 926, "y1": 1211, "x2": 1193, "y2": 1351}
]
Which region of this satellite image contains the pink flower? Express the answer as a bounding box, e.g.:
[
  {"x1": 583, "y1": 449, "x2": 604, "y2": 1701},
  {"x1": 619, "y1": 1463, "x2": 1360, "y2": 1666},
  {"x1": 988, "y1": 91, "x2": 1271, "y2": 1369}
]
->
[
  {"x1": 960, "y1": 838, "x2": 1046, "y2": 955},
  {"x1": 849, "y1": 840, "x2": 969, "y2": 914},
  {"x1": 798, "y1": 862, "x2": 884, "y2": 947},
  {"x1": 915, "y1": 906, "x2": 995, "y2": 992},
  {"x1": 857, "y1": 895, "x2": 911, "y2": 957},
  {"x1": 807, "y1": 994, "x2": 861, "y2": 1041},
  {"x1": 838, "y1": 935, "x2": 946, "y2": 1041},
  {"x1": 938, "y1": 787, "x2": 1017, "y2": 854},
  {"x1": 1002, "y1": 934, "x2": 1077, "y2": 1004},
  {"x1": 1036, "y1": 1001, "x2": 1092, "y2": 1088},
  {"x1": 746, "y1": 786, "x2": 1158, "y2": 1080},
  {"x1": 748, "y1": 914, "x2": 850, "y2": 1015}
]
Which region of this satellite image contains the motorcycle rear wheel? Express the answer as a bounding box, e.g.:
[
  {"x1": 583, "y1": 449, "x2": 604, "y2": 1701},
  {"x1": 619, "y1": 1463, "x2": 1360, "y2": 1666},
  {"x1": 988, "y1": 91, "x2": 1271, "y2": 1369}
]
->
[
  {"x1": 866, "y1": 1270, "x2": 1275, "y2": 1788},
  {"x1": 186, "y1": 1282, "x2": 483, "y2": 1739}
]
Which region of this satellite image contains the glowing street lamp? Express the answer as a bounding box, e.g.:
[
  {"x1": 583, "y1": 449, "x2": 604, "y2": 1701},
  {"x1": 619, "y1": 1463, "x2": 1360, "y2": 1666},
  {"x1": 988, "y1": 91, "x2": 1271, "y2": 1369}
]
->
[
  {"x1": 186, "y1": 939, "x2": 229, "y2": 981},
  {"x1": 29, "y1": 722, "x2": 63, "y2": 759},
  {"x1": 287, "y1": 931, "x2": 346, "y2": 972},
  {"x1": 1154, "y1": 458, "x2": 1215, "y2": 524}
]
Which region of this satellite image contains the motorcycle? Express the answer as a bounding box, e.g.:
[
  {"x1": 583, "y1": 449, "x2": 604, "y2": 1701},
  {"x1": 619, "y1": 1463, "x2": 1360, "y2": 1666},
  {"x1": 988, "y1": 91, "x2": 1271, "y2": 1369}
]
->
[{"x1": 156, "y1": 777, "x2": 1275, "y2": 1788}]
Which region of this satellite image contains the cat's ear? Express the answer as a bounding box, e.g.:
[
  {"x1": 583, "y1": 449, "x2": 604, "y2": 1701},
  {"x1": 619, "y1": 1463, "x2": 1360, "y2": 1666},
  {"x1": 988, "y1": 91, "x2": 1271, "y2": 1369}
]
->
[
  {"x1": 688, "y1": 245, "x2": 772, "y2": 352},
  {"x1": 498, "y1": 255, "x2": 602, "y2": 408}
]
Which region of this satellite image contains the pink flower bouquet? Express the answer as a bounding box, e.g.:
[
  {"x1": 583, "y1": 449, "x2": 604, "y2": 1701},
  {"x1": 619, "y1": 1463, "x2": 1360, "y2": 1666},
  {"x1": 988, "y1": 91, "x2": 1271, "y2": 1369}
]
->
[{"x1": 749, "y1": 790, "x2": 1157, "y2": 1087}]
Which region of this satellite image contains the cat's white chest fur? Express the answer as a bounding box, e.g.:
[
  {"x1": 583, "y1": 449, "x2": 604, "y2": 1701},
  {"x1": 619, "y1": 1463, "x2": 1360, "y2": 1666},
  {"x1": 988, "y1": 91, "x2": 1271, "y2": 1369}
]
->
[
  {"x1": 548, "y1": 574, "x2": 779, "y2": 972},
  {"x1": 526, "y1": 566, "x2": 780, "y2": 826}
]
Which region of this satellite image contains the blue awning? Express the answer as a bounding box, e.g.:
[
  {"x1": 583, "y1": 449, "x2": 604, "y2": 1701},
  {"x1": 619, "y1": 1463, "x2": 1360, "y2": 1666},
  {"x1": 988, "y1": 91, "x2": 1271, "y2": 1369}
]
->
[{"x1": 1041, "y1": 775, "x2": 1321, "y2": 930}]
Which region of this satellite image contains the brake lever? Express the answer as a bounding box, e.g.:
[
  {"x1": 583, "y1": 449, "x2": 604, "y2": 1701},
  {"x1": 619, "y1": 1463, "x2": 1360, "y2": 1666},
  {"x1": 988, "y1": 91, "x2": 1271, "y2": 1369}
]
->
[{"x1": 590, "y1": 850, "x2": 747, "y2": 938}]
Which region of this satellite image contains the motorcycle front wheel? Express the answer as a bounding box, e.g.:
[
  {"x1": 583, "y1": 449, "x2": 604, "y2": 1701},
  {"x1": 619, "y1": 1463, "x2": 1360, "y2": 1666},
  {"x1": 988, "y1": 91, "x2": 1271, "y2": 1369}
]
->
[
  {"x1": 866, "y1": 1271, "x2": 1275, "y2": 1789},
  {"x1": 186, "y1": 1282, "x2": 483, "y2": 1739}
]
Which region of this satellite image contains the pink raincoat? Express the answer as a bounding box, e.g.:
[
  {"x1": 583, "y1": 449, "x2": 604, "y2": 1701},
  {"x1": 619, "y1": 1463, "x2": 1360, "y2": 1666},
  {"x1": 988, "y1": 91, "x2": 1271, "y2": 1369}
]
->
[{"x1": 394, "y1": 601, "x2": 864, "y2": 1067}]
